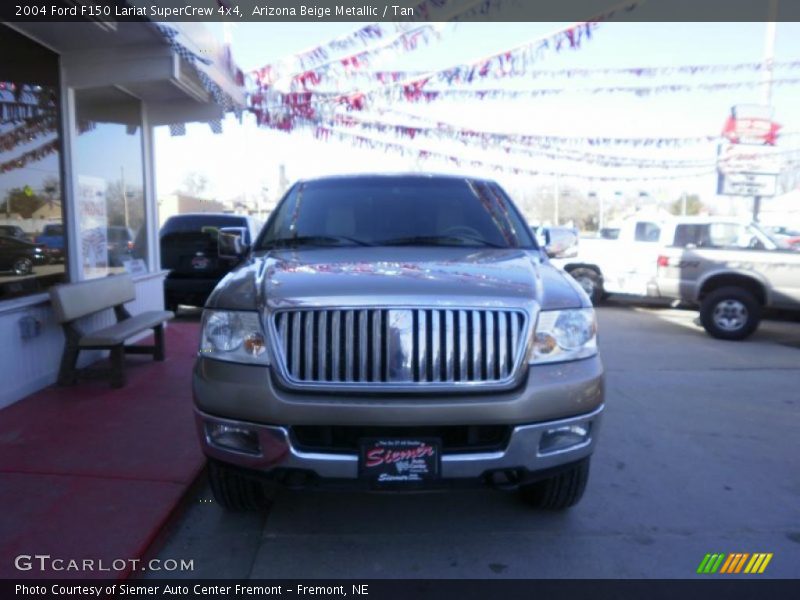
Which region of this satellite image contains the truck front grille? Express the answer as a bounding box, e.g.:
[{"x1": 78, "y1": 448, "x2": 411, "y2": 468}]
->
[{"x1": 272, "y1": 308, "x2": 528, "y2": 387}]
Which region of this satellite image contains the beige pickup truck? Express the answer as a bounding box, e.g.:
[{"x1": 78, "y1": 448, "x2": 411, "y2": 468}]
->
[
  {"x1": 193, "y1": 174, "x2": 604, "y2": 511},
  {"x1": 654, "y1": 217, "x2": 800, "y2": 340}
]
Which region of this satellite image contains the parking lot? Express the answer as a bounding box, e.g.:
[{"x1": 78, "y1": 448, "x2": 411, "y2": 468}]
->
[{"x1": 149, "y1": 302, "x2": 800, "y2": 579}]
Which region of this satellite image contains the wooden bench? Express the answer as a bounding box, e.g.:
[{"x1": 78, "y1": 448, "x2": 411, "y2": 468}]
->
[{"x1": 49, "y1": 274, "x2": 175, "y2": 388}]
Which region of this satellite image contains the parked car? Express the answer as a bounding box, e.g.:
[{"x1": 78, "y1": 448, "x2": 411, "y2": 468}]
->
[
  {"x1": 106, "y1": 226, "x2": 135, "y2": 267},
  {"x1": 194, "y1": 174, "x2": 604, "y2": 511},
  {"x1": 160, "y1": 213, "x2": 261, "y2": 312},
  {"x1": 0, "y1": 225, "x2": 31, "y2": 242},
  {"x1": 763, "y1": 225, "x2": 800, "y2": 251},
  {"x1": 35, "y1": 223, "x2": 65, "y2": 262},
  {"x1": 654, "y1": 218, "x2": 800, "y2": 339},
  {"x1": 599, "y1": 227, "x2": 621, "y2": 240},
  {"x1": 0, "y1": 235, "x2": 50, "y2": 276}
]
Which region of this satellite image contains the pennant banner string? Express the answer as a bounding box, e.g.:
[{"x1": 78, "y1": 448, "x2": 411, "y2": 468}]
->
[
  {"x1": 328, "y1": 114, "x2": 719, "y2": 168},
  {"x1": 335, "y1": 59, "x2": 800, "y2": 84},
  {"x1": 361, "y1": 0, "x2": 643, "y2": 98},
  {"x1": 309, "y1": 125, "x2": 717, "y2": 181},
  {"x1": 380, "y1": 77, "x2": 800, "y2": 103}
]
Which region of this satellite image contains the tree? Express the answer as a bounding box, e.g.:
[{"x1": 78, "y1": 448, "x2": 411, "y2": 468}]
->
[
  {"x1": 669, "y1": 194, "x2": 704, "y2": 216},
  {"x1": 179, "y1": 171, "x2": 210, "y2": 198},
  {"x1": 1, "y1": 186, "x2": 46, "y2": 218},
  {"x1": 106, "y1": 178, "x2": 145, "y2": 230}
]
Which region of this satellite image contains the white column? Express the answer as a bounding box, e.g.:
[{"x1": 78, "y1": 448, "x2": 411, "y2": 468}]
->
[
  {"x1": 60, "y1": 85, "x2": 83, "y2": 282},
  {"x1": 140, "y1": 103, "x2": 162, "y2": 277}
]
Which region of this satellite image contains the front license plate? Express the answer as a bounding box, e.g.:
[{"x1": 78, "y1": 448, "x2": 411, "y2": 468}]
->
[
  {"x1": 191, "y1": 256, "x2": 210, "y2": 270},
  {"x1": 359, "y1": 439, "x2": 440, "y2": 484}
]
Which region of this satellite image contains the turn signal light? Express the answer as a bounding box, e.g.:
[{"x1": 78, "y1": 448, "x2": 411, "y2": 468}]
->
[{"x1": 657, "y1": 255, "x2": 670, "y2": 268}]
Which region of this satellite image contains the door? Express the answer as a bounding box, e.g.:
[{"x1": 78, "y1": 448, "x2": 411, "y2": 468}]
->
[{"x1": 602, "y1": 221, "x2": 663, "y2": 295}]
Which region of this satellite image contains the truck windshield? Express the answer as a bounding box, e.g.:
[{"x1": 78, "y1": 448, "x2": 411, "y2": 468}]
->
[{"x1": 258, "y1": 177, "x2": 535, "y2": 249}]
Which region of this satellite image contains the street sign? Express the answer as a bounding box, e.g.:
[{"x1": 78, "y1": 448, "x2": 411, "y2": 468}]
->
[
  {"x1": 717, "y1": 143, "x2": 782, "y2": 175},
  {"x1": 723, "y1": 104, "x2": 781, "y2": 145},
  {"x1": 716, "y1": 172, "x2": 778, "y2": 197}
]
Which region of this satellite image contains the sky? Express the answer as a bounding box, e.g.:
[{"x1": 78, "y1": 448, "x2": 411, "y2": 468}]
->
[{"x1": 152, "y1": 21, "x2": 800, "y2": 223}]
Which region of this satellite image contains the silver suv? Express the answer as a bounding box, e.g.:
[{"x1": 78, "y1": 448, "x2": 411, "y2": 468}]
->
[{"x1": 193, "y1": 174, "x2": 604, "y2": 510}]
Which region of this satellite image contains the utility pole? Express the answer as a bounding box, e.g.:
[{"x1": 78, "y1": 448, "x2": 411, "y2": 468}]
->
[
  {"x1": 754, "y1": 0, "x2": 779, "y2": 223},
  {"x1": 599, "y1": 193, "x2": 605, "y2": 231},
  {"x1": 681, "y1": 191, "x2": 687, "y2": 216},
  {"x1": 121, "y1": 166, "x2": 129, "y2": 228},
  {"x1": 553, "y1": 174, "x2": 559, "y2": 225}
]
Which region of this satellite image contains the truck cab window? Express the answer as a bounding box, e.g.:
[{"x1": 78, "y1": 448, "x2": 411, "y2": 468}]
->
[{"x1": 634, "y1": 222, "x2": 661, "y2": 242}]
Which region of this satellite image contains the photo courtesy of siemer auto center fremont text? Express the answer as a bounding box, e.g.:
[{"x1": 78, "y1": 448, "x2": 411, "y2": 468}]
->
[{"x1": 0, "y1": 1, "x2": 799, "y2": 599}]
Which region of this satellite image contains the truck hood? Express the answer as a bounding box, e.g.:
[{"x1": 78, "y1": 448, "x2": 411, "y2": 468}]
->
[{"x1": 206, "y1": 247, "x2": 587, "y2": 311}]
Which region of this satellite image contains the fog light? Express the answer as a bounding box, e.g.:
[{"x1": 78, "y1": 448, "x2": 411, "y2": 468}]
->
[
  {"x1": 207, "y1": 423, "x2": 261, "y2": 455},
  {"x1": 539, "y1": 424, "x2": 591, "y2": 454}
]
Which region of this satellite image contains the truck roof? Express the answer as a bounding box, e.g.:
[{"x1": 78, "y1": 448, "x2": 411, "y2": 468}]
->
[{"x1": 296, "y1": 172, "x2": 496, "y2": 186}]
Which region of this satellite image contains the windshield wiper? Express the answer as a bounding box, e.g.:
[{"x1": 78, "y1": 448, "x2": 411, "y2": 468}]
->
[
  {"x1": 266, "y1": 235, "x2": 373, "y2": 248},
  {"x1": 375, "y1": 235, "x2": 506, "y2": 248}
]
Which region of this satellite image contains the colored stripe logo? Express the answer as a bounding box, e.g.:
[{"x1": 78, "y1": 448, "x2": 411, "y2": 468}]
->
[{"x1": 697, "y1": 553, "x2": 773, "y2": 574}]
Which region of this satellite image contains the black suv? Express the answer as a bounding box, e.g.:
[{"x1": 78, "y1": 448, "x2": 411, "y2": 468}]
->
[{"x1": 160, "y1": 213, "x2": 261, "y2": 312}]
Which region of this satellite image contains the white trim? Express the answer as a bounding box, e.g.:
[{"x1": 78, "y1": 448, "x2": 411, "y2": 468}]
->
[
  {"x1": 141, "y1": 105, "x2": 161, "y2": 274},
  {"x1": 0, "y1": 372, "x2": 58, "y2": 411},
  {"x1": 0, "y1": 293, "x2": 50, "y2": 315},
  {"x1": 3, "y1": 23, "x2": 60, "y2": 54},
  {"x1": 62, "y1": 86, "x2": 83, "y2": 282},
  {"x1": 132, "y1": 269, "x2": 169, "y2": 283},
  {"x1": 60, "y1": 46, "x2": 175, "y2": 90},
  {"x1": 0, "y1": 271, "x2": 167, "y2": 316}
]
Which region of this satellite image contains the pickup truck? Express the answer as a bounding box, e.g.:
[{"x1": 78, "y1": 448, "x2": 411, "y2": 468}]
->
[
  {"x1": 160, "y1": 213, "x2": 261, "y2": 312},
  {"x1": 194, "y1": 174, "x2": 604, "y2": 511},
  {"x1": 552, "y1": 216, "x2": 665, "y2": 303},
  {"x1": 654, "y1": 217, "x2": 800, "y2": 339},
  {"x1": 35, "y1": 223, "x2": 65, "y2": 262},
  {"x1": 553, "y1": 215, "x2": 800, "y2": 340}
]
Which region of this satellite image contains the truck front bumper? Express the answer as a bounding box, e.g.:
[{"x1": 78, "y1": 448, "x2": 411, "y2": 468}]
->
[{"x1": 195, "y1": 404, "x2": 603, "y2": 482}]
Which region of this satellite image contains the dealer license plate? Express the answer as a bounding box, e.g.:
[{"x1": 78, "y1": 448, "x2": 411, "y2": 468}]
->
[{"x1": 359, "y1": 439, "x2": 440, "y2": 484}]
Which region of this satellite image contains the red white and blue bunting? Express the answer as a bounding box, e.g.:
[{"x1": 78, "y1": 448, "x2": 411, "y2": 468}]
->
[{"x1": 311, "y1": 126, "x2": 717, "y2": 181}]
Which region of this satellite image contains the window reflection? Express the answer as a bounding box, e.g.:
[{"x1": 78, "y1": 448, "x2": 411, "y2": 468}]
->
[
  {"x1": 0, "y1": 25, "x2": 64, "y2": 300},
  {"x1": 74, "y1": 87, "x2": 147, "y2": 279}
]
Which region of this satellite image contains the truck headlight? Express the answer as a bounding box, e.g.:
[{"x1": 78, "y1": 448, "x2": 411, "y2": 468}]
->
[
  {"x1": 531, "y1": 308, "x2": 597, "y2": 364},
  {"x1": 200, "y1": 310, "x2": 269, "y2": 365}
]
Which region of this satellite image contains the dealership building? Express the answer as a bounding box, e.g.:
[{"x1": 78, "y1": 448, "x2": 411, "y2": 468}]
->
[{"x1": 0, "y1": 18, "x2": 245, "y2": 408}]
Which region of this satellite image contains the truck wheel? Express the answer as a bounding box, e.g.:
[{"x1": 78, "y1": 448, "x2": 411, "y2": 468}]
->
[
  {"x1": 208, "y1": 460, "x2": 276, "y2": 511},
  {"x1": 164, "y1": 294, "x2": 179, "y2": 315},
  {"x1": 568, "y1": 268, "x2": 603, "y2": 305},
  {"x1": 699, "y1": 287, "x2": 761, "y2": 341},
  {"x1": 13, "y1": 257, "x2": 34, "y2": 276},
  {"x1": 519, "y1": 458, "x2": 590, "y2": 510}
]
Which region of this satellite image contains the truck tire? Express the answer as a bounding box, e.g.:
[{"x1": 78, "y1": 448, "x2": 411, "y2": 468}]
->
[
  {"x1": 164, "y1": 293, "x2": 179, "y2": 315},
  {"x1": 699, "y1": 287, "x2": 761, "y2": 341},
  {"x1": 208, "y1": 460, "x2": 276, "y2": 511},
  {"x1": 568, "y1": 268, "x2": 603, "y2": 305},
  {"x1": 13, "y1": 257, "x2": 34, "y2": 276},
  {"x1": 519, "y1": 458, "x2": 590, "y2": 510}
]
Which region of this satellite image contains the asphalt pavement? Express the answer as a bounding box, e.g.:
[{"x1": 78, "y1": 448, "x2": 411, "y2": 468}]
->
[{"x1": 147, "y1": 302, "x2": 800, "y2": 579}]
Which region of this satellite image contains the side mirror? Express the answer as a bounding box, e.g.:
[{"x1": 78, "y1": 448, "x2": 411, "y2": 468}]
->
[
  {"x1": 218, "y1": 227, "x2": 249, "y2": 260},
  {"x1": 544, "y1": 229, "x2": 579, "y2": 259}
]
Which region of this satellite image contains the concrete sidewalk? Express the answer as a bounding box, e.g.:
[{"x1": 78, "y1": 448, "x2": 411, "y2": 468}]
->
[{"x1": 0, "y1": 321, "x2": 203, "y2": 579}]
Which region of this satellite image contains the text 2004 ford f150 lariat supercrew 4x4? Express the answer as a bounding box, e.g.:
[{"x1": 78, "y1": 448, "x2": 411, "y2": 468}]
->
[{"x1": 193, "y1": 174, "x2": 604, "y2": 510}]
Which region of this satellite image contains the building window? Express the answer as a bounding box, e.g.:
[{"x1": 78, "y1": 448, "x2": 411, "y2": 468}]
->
[
  {"x1": 0, "y1": 25, "x2": 64, "y2": 300},
  {"x1": 73, "y1": 87, "x2": 147, "y2": 279}
]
